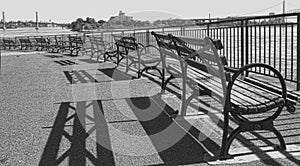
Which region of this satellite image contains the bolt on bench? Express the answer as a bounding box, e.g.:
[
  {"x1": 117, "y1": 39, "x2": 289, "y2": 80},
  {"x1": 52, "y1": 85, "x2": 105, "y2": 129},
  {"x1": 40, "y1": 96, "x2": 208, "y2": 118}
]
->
[{"x1": 151, "y1": 32, "x2": 295, "y2": 159}]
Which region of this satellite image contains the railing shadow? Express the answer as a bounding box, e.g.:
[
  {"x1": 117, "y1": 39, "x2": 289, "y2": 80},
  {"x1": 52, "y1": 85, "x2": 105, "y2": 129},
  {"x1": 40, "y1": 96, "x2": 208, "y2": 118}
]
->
[{"x1": 39, "y1": 101, "x2": 115, "y2": 166}]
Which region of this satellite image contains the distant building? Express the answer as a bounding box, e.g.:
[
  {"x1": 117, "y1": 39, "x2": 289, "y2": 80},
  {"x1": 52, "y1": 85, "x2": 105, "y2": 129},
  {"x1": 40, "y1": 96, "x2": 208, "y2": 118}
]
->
[{"x1": 109, "y1": 11, "x2": 133, "y2": 23}]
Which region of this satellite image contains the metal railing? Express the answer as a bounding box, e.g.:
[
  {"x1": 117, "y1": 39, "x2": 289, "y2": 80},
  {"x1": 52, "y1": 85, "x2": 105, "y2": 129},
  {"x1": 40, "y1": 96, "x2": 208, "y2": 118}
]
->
[
  {"x1": 1, "y1": 13, "x2": 300, "y2": 90},
  {"x1": 88, "y1": 13, "x2": 300, "y2": 90},
  {"x1": 201, "y1": 13, "x2": 300, "y2": 90}
]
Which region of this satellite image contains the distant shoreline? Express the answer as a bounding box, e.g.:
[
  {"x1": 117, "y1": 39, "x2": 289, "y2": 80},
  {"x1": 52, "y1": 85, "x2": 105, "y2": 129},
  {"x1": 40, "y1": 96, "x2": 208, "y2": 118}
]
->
[{"x1": 0, "y1": 27, "x2": 75, "y2": 38}]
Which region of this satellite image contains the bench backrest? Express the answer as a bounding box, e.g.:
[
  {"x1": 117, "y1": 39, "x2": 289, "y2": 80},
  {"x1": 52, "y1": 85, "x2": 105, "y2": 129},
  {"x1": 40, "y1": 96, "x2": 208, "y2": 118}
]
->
[
  {"x1": 152, "y1": 32, "x2": 227, "y2": 103},
  {"x1": 68, "y1": 36, "x2": 83, "y2": 44},
  {"x1": 114, "y1": 36, "x2": 139, "y2": 55},
  {"x1": 172, "y1": 35, "x2": 227, "y2": 101},
  {"x1": 88, "y1": 35, "x2": 107, "y2": 51}
]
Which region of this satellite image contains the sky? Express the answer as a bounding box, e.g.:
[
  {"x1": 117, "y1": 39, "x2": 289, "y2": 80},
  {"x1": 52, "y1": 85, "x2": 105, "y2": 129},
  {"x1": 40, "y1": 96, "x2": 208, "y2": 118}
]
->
[{"x1": 1, "y1": 0, "x2": 300, "y2": 23}]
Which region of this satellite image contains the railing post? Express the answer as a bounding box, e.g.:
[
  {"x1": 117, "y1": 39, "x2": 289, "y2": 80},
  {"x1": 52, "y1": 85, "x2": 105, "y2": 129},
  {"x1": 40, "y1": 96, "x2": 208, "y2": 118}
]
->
[
  {"x1": 245, "y1": 19, "x2": 249, "y2": 66},
  {"x1": 207, "y1": 24, "x2": 210, "y2": 36},
  {"x1": 146, "y1": 29, "x2": 150, "y2": 46},
  {"x1": 241, "y1": 20, "x2": 245, "y2": 67},
  {"x1": 297, "y1": 14, "x2": 300, "y2": 90},
  {"x1": 180, "y1": 26, "x2": 185, "y2": 36}
]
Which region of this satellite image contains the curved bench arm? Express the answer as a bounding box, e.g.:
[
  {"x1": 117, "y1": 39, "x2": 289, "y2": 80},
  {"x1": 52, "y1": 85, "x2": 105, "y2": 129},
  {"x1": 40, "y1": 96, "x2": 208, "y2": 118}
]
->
[{"x1": 226, "y1": 63, "x2": 287, "y2": 115}]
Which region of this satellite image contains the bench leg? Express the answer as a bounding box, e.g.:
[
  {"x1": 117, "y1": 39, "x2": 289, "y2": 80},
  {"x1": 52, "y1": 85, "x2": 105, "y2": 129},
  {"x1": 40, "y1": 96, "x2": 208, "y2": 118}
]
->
[
  {"x1": 221, "y1": 126, "x2": 242, "y2": 159},
  {"x1": 162, "y1": 75, "x2": 175, "y2": 92},
  {"x1": 160, "y1": 69, "x2": 165, "y2": 93},
  {"x1": 220, "y1": 115, "x2": 286, "y2": 160},
  {"x1": 220, "y1": 108, "x2": 230, "y2": 159},
  {"x1": 141, "y1": 66, "x2": 163, "y2": 79},
  {"x1": 272, "y1": 127, "x2": 286, "y2": 150}
]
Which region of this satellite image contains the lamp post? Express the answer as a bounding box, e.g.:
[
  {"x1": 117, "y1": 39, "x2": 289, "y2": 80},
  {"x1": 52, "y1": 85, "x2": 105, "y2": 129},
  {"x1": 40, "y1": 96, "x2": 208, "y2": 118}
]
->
[
  {"x1": 2, "y1": 11, "x2": 5, "y2": 31},
  {"x1": 35, "y1": 11, "x2": 39, "y2": 30}
]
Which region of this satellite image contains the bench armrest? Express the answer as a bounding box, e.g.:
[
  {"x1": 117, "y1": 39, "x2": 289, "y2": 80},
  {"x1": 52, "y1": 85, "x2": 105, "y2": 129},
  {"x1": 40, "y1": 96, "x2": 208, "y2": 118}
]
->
[{"x1": 224, "y1": 66, "x2": 239, "y2": 73}]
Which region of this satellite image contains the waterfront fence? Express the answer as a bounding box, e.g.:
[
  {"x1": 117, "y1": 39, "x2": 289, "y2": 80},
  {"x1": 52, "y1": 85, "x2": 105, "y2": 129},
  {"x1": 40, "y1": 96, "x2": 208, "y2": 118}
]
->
[
  {"x1": 1, "y1": 13, "x2": 300, "y2": 90},
  {"x1": 88, "y1": 13, "x2": 300, "y2": 90}
]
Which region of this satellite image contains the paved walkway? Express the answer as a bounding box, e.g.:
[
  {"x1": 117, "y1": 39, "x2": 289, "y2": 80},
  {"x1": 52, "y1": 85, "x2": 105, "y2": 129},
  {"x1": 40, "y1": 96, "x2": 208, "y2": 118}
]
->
[{"x1": 0, "y1": 51, "x2": 300, "y2": 165}]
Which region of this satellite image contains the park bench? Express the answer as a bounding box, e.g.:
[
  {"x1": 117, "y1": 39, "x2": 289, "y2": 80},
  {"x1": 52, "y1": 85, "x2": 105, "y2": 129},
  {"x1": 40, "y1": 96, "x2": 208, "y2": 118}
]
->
[
  {"x1": 114, "y1": 35, "x2": 162, "y2": 78},
  {"x1": 17, "y1": 37, "x2": 34, "y2": 50},
  {"x1": 87, "y1": 35, "x2": 115, "y2": 61},
  {"x1": 151, "y1": 32, "x2": 295, "y2": 159},
  {"x1": 2, "y1": 38, "x2": 17, "y2": 50},
  {"x1": 67, "y1": 35, "x2": 84, "y2": 56},
  {"x1": 47, "y1": 35, "x2": 59, "y2": 52},
  {"x1": 52, "y1": 35, "x2": 69, "y2": 53},
  {"x1": 34, "y1": 36, "x2": 50, "y2": 51}
]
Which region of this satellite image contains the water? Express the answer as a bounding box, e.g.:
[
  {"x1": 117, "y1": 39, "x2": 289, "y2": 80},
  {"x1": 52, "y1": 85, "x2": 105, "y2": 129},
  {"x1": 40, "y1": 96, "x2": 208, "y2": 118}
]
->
[{"x1": 0, "y1": 27, "x2": 76, "y2": 38}]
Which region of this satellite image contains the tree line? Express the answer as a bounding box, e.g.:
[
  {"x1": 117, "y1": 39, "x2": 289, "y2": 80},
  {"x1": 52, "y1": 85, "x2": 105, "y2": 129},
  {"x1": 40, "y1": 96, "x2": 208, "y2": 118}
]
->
[{"x1": 70, "y1": 17, "x2": 195, "y2": 31}]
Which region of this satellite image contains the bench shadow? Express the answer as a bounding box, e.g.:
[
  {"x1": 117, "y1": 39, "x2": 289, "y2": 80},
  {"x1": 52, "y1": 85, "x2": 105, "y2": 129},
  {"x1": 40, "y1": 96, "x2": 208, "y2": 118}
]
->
[
  {"x1": 43, "y1": 54, "x2": 64, "y2": 58},
  {"x1": 63, "y1": 70, "x2": 98, "y2": 84},
  {"x1": 39, "y1": 101, "x2": 115, "y2": 166},
  {"x1": 54, "y1": 59, "x2": 77, "y2": 66},
  {"x1": 98, "y1": 68, "x2": 134, "y2": 81},
  {"x1": 79, "y1": 59, "x2": 101, "y2": 64},
  {"x1": 124, "y1": 95, "x2": 220, "y2": 165}
]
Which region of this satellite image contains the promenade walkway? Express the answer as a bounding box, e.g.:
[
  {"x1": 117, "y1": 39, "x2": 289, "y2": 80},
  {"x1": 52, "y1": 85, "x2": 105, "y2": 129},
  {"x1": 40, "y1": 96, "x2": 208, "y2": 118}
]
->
[{"x1": 0, "y1": 51, "x2": 300, "y2": 165}]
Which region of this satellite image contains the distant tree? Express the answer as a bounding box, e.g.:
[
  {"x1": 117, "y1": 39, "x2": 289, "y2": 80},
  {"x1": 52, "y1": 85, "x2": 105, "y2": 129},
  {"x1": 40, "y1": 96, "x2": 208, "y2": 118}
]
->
[
  {"x1": 70, "y1": 18, "x2": 85, "y2": 31},
  {"x1": 76, "y1": 18, "x2": 84, "y2": 24},
  {"x1": 98, "y1": 20, "x2": 106, "y2": 25},
  {"x1": 86, "y1": 17, "x2": 96, "y2": 24},
  {"x1": 84, "y1": 23, "x2": 93, "y2": 30}
]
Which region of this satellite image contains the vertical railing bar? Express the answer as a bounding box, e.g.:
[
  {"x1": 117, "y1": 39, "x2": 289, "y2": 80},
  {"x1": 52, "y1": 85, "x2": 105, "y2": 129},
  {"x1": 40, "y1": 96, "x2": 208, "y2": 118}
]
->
[
  {"x1": 207, "y1": 24, "x2": 210, "y2": 37},
  {"x1": 245, "y1": 20, "x2": 249, "y2": 68},
  {"x1": 285, "y1": 23, "x2": 288, "y2": 80},
  {"x1": 233, "y1": 27, "x2": 236, "y2": 62},
  {"x1": 268, "y1": 24, "x2": 271, "y2": 75},
  {"x1": 226, "y1": 27, "x2": 230, "y2": 67},
  {"x1": 219, "y1": 28, "x2": 222, "y2": 55},
  {"x1": 291, "y1": 24, "x2": 294, "y2": 81},
  {"x1": 279, "y1": 24, "x2": 282, "y2": 74},
  {"x1": 258, "y1": 25, "x2": 261, "y2": 64},
  {"x1": 213, "y1": 28, "x2": 216, "y2": 39},
  {"x1": 241, "y1": 20, "x2": 244, "y2": 68},
  {"x1": 297, "y1": 14, "x2": 300, "y2": 90},
  {"x1": 146, "y1": 29, "x2": 150, "y2": 47},
  {"x1": 229, "y1": 27, "x2": 233, "y2": 66},
  {"x1": 255, "y1": 25, "x2": 257, "y2": 63},
  {"x1": 237, "y1": 26, "x2": 240, "y2": 68},
  {"x1": 250, "y1": 25, "x2": 252, "y2": 64},
  {"x1": 263, "y1": 25, "x2": 266, "y2": 73},
  {"x1": 274, "y1": 24, "x2": 277, "y2": 71},
  {"x1": 223, "y1": 28, "x2": 226, "y2": 57}
]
